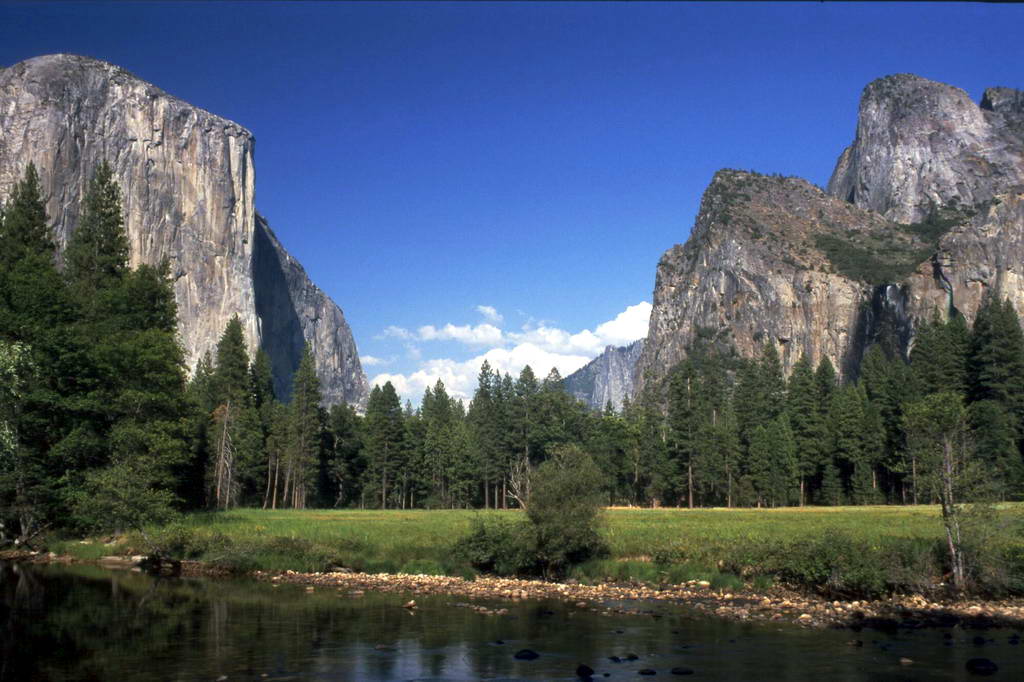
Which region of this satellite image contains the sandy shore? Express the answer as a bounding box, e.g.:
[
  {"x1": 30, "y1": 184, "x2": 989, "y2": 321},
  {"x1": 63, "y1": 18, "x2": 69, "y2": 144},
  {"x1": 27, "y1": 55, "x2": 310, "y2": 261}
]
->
[{"x1": 6, "y1": 549, "x2": 1024, "y2": 631}]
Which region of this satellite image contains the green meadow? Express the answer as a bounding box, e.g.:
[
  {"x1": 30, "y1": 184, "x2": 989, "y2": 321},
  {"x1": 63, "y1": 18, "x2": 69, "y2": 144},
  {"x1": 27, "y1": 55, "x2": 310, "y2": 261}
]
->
[{"x1": 52, "y1": 504, "x2": 1024, "y2": 597}]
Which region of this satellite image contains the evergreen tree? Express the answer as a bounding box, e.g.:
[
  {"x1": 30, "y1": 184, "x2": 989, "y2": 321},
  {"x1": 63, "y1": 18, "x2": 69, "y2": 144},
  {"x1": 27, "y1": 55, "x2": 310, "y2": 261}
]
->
[
  {"x1": 969, "y1": 400, "x2": 1021, "y2": 500},
  {"x1": 860, "y1": 344, "x2": 910, "y2": 501},
  {"x1": 828, "y1": 383, "x2": 865, "y2": 501},
  {"x1": 363, "y1": 381, "x2": 404, "y2": 508},
  {"x1": 968, "y1": 296, "x2": 1024, "y2": 437},
  {"x1": 284, "y1": 344, "x2": 322, "y2": 509},
  {"x1": 911, "y1": 311, "x2": 968, "y2": 398},
  {"x1": 786, "y1": 355, "x2": 826, "y2": 505},
  {"x1": 64, "y1": 161, "x2": 130, "y2": 297},
  {"x1": 814, "y1": 356, "x2": 837, "y2": 414},
  {"x1": 213, "y1": 315, "x2": 252, "y2": 405}
]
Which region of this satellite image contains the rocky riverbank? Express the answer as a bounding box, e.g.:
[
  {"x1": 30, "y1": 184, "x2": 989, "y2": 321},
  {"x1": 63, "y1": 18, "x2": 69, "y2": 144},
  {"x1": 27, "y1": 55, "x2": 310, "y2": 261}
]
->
[
  {"x1": 258, "y1": 566, "x2": 1024, "y2": 632},
  {"x1": 6, "y1": 548, "x2": 1024, "y2": 632}
]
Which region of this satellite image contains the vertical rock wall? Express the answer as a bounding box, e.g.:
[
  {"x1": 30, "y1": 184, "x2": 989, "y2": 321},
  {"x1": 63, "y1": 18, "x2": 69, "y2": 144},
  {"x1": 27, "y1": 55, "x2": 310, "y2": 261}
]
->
[{"x1": 0, "y1": 54, "x2": 367, "y2": 407}]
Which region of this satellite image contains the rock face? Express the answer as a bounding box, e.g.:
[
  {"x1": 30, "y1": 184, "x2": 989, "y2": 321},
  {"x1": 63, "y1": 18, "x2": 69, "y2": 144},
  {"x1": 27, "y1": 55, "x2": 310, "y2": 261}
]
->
[
  {"x1": 253, "y1": 214, "x2": 368, "y2": 403},
  {"x1": 564, "y1": 339, "x2": 644, "y2": 411},
  {"x1": 828, "y1": 74, "x2": 1024, "y2": 344},
  {"x1": 637, "y1": 73, "x2": 1024, "y2": 397},
  {"x1": 0, "y1": 54, "x2": 367, "y2": 407},
  {"x1": 828, "y1": 74, "x2": 1024, "y2": 224},
  {"x1": 635, "y1": 170, "x2": 896, "y2": 394}
]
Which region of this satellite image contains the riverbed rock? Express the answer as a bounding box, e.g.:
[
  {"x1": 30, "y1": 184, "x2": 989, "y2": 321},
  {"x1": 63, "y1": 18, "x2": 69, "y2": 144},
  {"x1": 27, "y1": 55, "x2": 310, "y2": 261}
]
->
[
  {"x1": 965, "y1": 657, "x2": 999, "y2": 675},
  {"x1": 514, "y1": 649, "x2": 539, "y2": 660}
]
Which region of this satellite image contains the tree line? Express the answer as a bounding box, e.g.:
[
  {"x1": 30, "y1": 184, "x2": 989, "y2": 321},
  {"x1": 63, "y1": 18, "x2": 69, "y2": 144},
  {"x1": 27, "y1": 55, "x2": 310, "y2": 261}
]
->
[{"x1": 3, "y1": 163, "x2": 1024, "y2": 544}]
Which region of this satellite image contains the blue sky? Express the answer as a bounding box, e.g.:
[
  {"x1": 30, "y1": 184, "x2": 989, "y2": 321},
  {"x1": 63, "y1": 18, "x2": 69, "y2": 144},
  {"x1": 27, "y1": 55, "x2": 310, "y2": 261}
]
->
[{"x1": 3, "y1": 2, "x2": 1023, "y2": 403}]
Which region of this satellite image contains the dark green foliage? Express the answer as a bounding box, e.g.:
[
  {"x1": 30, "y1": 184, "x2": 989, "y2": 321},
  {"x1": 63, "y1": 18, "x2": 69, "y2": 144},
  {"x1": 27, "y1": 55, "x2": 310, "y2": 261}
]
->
[
  {"x1": 527, "y1": 445, "x2": 608, "y2": 577},
  {"x1": 969, "y1": 400, "x2": 1021, "y2": 500},
  {"x1": 455, "y1": 445, "x2": 608, "y2": 578},
  {"x1": 911, "y1": 311, "x2": 968, "y2": 398},
  {"x1": 452, "y1": 517, "x2": 538, "y2": 576},
  {"x1": 285, "y1": 344, "x2": 323, "y2": 509},
  {"x1": 363, "y1": 382, "x2": 404, "y2": 508},
  {"x1": 787, "y1": 355, "x2": 827, "y2": 504},
  {"x1": 70, "y1": 459, "x2": 179, "y2": 537},
  {"x1": 814, "y1": 203, "x2": 970, "y2": 285},
  {"x1": 64, "y1": 160, "x2": 130, "y2": 297},
  {"x1": 814, "y1": 233, "x2": 932, "y2": 285},
  {"x1": 324, "y1": 402, "x2": 364, "y2": 507},
  {"x1": 0, "y1": 163, "x2": 51, "y2": 268},
  {"x1": 968, "y1": 296, "x2": 1024, "y2": 436},
  {"x1": 213, "y1": 315, "x2": 251, "y2": 405}
]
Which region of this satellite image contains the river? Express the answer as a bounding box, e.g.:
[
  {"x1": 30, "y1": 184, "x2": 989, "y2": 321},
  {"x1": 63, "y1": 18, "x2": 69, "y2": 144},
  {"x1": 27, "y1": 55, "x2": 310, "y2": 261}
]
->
[{"x1": 1, "y1": 561, "x2": 1020, "y2": 680}]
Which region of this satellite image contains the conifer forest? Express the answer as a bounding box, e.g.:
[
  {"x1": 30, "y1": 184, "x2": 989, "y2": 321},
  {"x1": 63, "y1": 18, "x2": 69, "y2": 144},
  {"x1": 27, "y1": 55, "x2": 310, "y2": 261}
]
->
[{"x1": 3, "y1": 164, "x2": 1024, "y2": 544}]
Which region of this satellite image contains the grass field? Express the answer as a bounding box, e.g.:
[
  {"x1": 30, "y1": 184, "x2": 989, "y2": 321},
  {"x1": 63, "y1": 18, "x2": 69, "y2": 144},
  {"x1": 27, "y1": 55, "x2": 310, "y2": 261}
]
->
[{"x1": 51, "y1": 504, "x2": 1024, "y2": 597}]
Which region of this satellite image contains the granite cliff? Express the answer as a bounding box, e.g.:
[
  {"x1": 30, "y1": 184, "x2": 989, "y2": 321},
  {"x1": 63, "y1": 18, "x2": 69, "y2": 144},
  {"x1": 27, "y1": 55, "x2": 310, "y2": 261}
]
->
[
  {"x1": 635, "y1": 74, "x2": 1024, "y2": 398},
  {"x1": 564, "y1": 339, "x2": 644, "y2": 411},
  {"x1": 0, "y1": 54, "x2": 367, "y2": 406}
]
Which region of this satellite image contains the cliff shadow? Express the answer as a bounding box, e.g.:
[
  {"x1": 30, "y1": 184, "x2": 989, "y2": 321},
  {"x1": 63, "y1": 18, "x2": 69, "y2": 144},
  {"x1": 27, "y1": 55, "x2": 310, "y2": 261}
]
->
[
  {"x1": 842, "y1": 284, "x2": 914, "y2": 381},
  {"x1": 252, "y1": 215, "x2": 305, "y2": 402}
]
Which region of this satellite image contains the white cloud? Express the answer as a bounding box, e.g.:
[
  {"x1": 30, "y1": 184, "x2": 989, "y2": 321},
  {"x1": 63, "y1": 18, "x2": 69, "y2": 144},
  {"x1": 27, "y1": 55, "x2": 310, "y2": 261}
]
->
[
  {"x1": 373, "y1": 301, "x2": 651, "y2": 405},
  {"x1": 360, "y1": 355, "x2": 388, "y2": 367},
  {"x1": 371, "y1": 342, "x2": 592, "y2": 403},
  {"x1": 476, "y1": 305, "x2": 503, "y2": 324},
  {"x1": 593, "y1": 301, "x2": 653, "y2": 347},
  {"x1": 377, "y1": 325, "x2": 414, "y2": 340},
  {"x1": 417, "y1": 322, "x2": 504, "y2": 346}
]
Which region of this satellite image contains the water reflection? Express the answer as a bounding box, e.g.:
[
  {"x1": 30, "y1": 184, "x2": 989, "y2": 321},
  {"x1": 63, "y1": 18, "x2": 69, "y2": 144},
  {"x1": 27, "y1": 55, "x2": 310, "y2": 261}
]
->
[{"x1": 2, "y1": 561, "x2": 1022, "y2": 680}]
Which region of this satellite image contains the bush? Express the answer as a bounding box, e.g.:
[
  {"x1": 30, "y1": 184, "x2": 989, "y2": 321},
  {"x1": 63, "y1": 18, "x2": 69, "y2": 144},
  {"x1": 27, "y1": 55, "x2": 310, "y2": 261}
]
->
[
  {"x1": 453, "y1": 447, "x2": 609, "y2": 579},
  {"x1": 527, "y1": 446, "x2": 609, "y2": 578},
  {"x1": 451, "y1": 517, "x2": 539, "y2": 576}
]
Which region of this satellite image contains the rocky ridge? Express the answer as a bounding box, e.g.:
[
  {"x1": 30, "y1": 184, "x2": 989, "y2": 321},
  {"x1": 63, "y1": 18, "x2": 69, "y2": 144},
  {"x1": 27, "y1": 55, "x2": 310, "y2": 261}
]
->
[
  {"x1": 0, "y1": 54, "x2": 367, "y2": 406},
  {"x1": 635, "y1": 74, "x2": 1024, "y2": 396},
  {"x1": 564, "y1": 339, "x2": 645, "y2": 411}
]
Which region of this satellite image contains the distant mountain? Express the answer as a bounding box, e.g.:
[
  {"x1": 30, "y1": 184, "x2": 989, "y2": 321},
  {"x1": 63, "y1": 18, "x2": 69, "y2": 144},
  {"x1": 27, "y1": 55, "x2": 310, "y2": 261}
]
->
[
  {"x1": 0, "y1": 54, "x2": 368, "y2": 406},
  {"x1": 564, "y1": 339, "x2": 644, "y2": 411},
  {"x1": 635, "y1": 73, "x2": 1024, "y2": 395}
]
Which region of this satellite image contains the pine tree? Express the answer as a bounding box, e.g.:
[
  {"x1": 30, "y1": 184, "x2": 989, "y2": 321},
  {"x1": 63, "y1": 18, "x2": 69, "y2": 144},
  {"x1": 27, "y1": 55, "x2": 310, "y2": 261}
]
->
[
  {"x1": 284, "y1": 344, "x2": 322, "y2": 509},
  {"x1": 911, "y1": 311, "x2": 968, "y2": 398},
  {"x1": 968, "y1": 296, "x2": 1024, "y2": 436},
  {"x1": 325, "y1": 402, "x2": 364, "y2": 507},
  {"x1": 969, "y1": 400, "x2": 1020, "y2": 500},
  {"x1": 814, "y1": 356, "x2": 837, "y2": 414},
  {"x1": 787, "y1": 355, "x2": 826, "y2": 505},
  {"x1": 363, "y1": 381, "x2": 404, "y2": 508},
  {"x1": 668, "y1": 360, "x2": 699, "y2": 507},
  {"x1": 829, "y1": 383, "x2": 865, "y2": 501},
  {"x1": 207, "y1": 316, "x2": 254, "y2": 508},
  {"x1": 213, "y1": 315, "x2": 252, "y2": 405},
  {"x1": 64, "y1": 161, "x2": 130, "y2": 297},
  {"x1": 0, "y1": 163, "x2": 51, "y2": 270}
]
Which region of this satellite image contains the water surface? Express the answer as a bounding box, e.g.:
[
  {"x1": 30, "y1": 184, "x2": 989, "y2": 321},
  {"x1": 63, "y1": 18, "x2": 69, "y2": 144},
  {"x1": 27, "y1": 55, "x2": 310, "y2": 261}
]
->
[{"x1": 2, "y1": 561, "x2": 1021, "y2": 680}]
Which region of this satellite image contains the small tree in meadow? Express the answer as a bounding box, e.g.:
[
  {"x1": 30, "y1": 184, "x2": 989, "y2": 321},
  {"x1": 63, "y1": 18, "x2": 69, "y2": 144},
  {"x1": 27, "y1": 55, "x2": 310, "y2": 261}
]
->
[{"x1": 527, "y1": 444, "x2": 607, "y2": 578}]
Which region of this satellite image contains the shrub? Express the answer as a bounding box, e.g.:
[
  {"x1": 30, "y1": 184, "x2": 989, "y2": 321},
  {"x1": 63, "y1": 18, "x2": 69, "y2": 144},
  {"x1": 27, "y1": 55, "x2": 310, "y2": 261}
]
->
[
  {"x1": 527, "y1": 446, "x2": 609, "y2": 578},
  {"x1": 451, "y1": 517, "x2": 538, "y2": 576}
]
